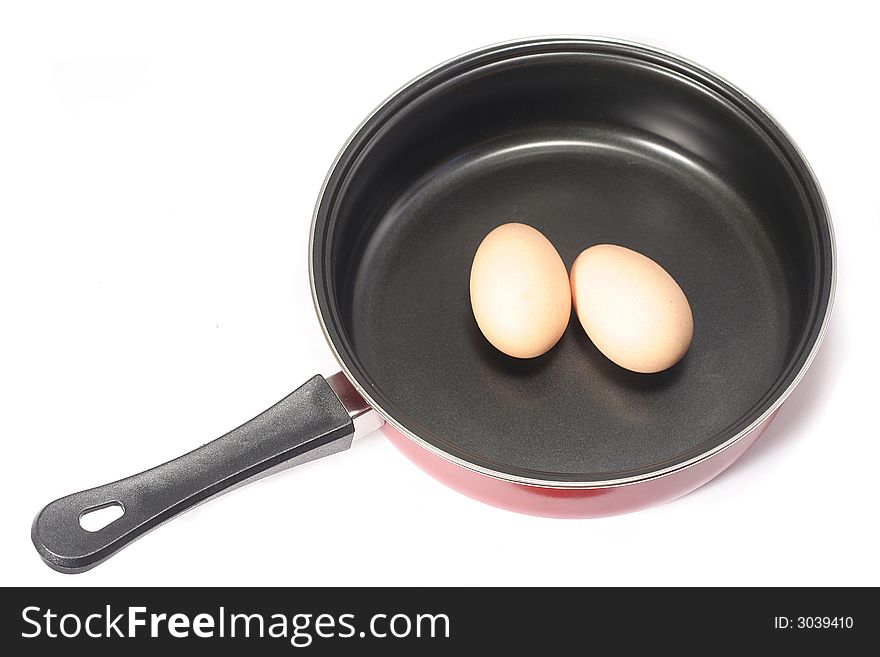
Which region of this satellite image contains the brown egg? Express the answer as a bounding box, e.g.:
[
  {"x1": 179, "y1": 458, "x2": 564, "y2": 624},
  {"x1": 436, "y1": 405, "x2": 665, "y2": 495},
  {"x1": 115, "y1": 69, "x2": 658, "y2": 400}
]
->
[
  {"x1": 470, "y1": 223, "x2": 571, "y2": 358},
  {"x1": 570, "y1": 244, "x2": 693, "y2": 373}
]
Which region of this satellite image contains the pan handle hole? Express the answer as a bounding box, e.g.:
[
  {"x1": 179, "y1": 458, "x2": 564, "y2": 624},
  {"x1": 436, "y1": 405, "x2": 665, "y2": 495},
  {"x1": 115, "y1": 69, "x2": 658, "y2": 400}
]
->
[{"x1": 79, "y1": 502, "x2": 124, "y2": 532}]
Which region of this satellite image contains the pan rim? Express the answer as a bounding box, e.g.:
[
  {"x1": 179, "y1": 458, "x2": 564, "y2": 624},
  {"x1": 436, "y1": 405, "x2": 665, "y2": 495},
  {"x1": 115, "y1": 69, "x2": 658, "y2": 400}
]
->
[{"x1": 308, "y1": 35, "x2": 836, "y2": 490}]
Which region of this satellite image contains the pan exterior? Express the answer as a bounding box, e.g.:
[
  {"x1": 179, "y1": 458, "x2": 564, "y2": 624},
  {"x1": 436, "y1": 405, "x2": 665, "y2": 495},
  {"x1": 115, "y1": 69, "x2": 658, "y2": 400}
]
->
[{"x1": 383, "y1": 413, "x2": 775, "y2": 517}]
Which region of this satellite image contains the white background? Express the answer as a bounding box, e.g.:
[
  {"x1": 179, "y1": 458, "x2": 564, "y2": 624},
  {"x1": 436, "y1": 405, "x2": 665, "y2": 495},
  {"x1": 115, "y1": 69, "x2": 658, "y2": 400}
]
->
[{"x1": 1, "y1": 1, "x2": 877, "y2": 587}]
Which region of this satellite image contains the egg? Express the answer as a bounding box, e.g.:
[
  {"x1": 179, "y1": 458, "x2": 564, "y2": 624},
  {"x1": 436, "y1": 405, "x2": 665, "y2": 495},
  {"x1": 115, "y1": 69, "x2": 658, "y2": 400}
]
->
[
  {"x1": 570, "y1": 244, "x2": 693, "y2": 373},
  {"x1": 470, "y1": 223, "x2": 571, "y2": 358}
]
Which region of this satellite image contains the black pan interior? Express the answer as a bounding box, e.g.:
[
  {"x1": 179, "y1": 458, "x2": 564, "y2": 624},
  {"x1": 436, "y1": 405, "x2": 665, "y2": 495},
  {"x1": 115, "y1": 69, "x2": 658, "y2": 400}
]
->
[{"x1": 312, "y1": 40, "x2": 833, "y2": 483}]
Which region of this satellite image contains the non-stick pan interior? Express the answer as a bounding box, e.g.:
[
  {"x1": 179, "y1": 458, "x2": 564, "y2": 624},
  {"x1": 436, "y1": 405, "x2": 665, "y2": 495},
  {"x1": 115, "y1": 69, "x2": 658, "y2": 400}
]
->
[{"x1": 312, "y1": 40, "x2": 833, "y2": 483}]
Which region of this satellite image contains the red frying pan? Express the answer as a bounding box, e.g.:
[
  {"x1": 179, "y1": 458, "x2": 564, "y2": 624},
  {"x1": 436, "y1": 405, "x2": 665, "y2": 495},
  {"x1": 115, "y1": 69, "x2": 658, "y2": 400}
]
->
[{"x1": 33, "y1": 37, "x2": 835, "y2": 573}]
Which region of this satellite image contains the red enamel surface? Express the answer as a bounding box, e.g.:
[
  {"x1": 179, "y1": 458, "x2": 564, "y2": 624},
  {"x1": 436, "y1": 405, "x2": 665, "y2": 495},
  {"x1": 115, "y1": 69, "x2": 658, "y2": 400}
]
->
[{"x1": 384, "y1": 413, "x2": 776, "y2": 518}]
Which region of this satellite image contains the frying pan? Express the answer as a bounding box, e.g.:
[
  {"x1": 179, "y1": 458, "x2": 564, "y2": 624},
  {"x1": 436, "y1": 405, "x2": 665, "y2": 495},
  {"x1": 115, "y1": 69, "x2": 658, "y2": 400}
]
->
[{"x1": 32, "y1": 37, "x2": 835, "y2": 573}]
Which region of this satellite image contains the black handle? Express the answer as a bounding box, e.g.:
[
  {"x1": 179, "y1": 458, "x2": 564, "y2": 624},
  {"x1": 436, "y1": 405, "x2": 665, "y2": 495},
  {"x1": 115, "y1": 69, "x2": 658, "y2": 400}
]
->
[{"x1": 32, "y1": 375, "x2": 355, "y2": 574}]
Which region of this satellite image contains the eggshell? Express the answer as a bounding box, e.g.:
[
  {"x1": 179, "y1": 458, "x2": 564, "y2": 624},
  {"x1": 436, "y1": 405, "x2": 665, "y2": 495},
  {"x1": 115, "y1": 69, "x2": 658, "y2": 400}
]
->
[
  {"x1": 470, "y1": 223, "x2": 571, "y2": 358},
  {"x1": 570, "y1": 244, "x2": 693, "y2": 373}
]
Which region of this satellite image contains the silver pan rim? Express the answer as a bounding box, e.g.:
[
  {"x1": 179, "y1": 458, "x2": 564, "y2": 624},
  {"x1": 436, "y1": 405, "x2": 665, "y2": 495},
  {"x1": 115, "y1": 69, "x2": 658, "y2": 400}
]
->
[{"x1": 308, "y1": 35, "x2": 836, "y2": 490}]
